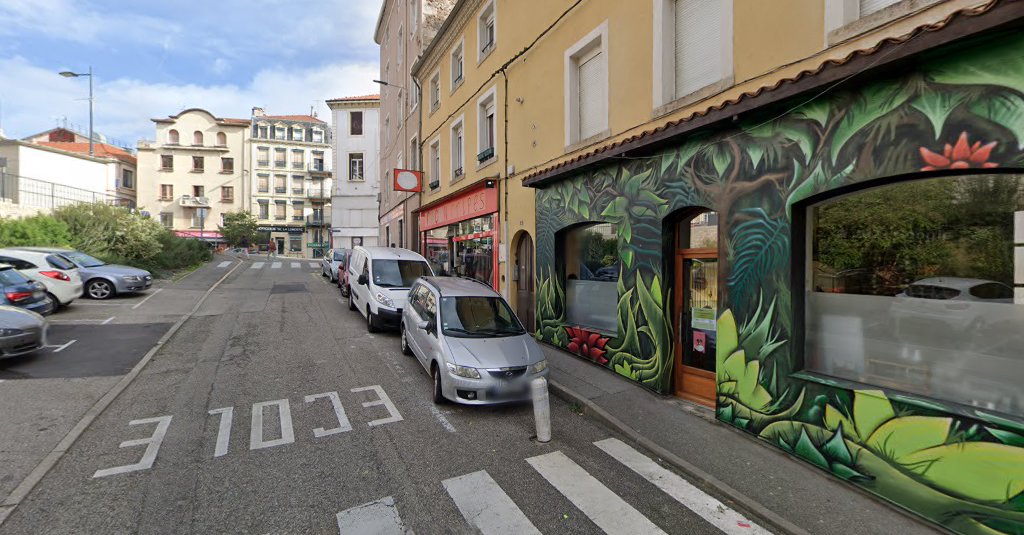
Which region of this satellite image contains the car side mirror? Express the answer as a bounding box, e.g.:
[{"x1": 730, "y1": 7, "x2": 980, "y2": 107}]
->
[
  {"x1": 416, "y1": 320, "x2": 430, "y2": 330},
  {"x1": 358, "y1": 274, "x2": 368, "y2": 285}
]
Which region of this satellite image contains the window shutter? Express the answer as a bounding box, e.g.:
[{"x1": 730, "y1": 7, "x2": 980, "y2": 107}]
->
[
  {"x1": 674, "y1": 0, "x2": 724, "y2": 99},
  {"x1": 577, "y1": 49, "x2": 604, "y2": 140},
  {"x1": 859, "y1": 0, "x2": 899, "y2": 17}
]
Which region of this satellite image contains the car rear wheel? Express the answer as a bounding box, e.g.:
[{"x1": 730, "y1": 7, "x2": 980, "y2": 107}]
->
[
  {"x1": 45, "y1": 292, "x2": 63, "y2": 309},
  {"x1": 86, "y1": 279, "x2": 115, "y2": 300},
  {"x1": 401, "y1": 325, "x2": 412, "y2": 356},
  {"x1": 432, "y1": 364, "x2": 445, "y2": 404}
]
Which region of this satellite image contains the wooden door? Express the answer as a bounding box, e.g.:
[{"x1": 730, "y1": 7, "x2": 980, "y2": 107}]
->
[
  {"x1": 674, "y1": 246, "x2": 719, "y2": 407},
  {"x1": 515, "y1": 234, "x2": 535, "y2": 332}
]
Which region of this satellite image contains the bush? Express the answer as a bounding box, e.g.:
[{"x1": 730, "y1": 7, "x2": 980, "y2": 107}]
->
[{"x1": 0, "y1": 214, "x2": 72, "y2": 248}]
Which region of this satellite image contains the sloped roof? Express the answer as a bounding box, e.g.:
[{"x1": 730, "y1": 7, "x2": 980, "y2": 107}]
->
[
  {"x1": 36, "y1": 141, "x2": 137, "y2": 165},
  {"x1": 326, "y1": 94, "x2": 380, "y2": 102}
]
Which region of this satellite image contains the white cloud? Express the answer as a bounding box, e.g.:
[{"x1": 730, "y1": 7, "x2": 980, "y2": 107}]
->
[
  {"x1": 0, "y1": 57, "x2": 380, "y2": 145},
  {"x1": 0, "y1": 0, "x2": 180, "y2": 48}
]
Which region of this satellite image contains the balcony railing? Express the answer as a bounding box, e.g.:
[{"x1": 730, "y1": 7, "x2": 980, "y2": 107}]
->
[
  {"x1": 306, "y1": 188, "x2": 329, "y2": 199},
  {"x1": 477, "y1": 147, "x2": 495, "y2": 162},
  {"x1": 257, "y1": 160, "x2": 270, "y2": 167},
  {"x1": 306, "y1": 214, "x2": 328, "y2": 226},
  {"x1": 308, "y1": 162, "x2": 328, "y2": 173},
  {"x1": 292, "y1": 162, "x2": 304, "y2": 169},
  {"x1": 275, "y1": 187, "x2": 287, "y2": 193}
]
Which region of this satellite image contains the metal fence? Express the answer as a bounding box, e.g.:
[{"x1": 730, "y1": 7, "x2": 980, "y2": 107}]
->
[{"x1": 0, "y1": 171, "x2": 123, "y2": 210}]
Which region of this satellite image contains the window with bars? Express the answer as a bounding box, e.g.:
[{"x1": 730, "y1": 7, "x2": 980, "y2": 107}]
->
[
  {"x1": 292, "y1": 202, "x2": 305, "y2": 220},
  {"x1": 293, "y1": 176, "x2": 305, "y2": 194}
]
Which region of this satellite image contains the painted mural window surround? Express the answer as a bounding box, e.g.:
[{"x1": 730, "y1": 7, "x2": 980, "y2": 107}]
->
[
  {"x1": 562, "y1": 222, "x2": 620, "y2": 334},
  {"x1": 804, "y1": 174, "x2": 1024, "y2": 417},
  {"x1": 565, "y1": 22, "x2": 608, "y2": 147},
  {"x1": 478, "y1": 0, "x2": 496, "y2": 61},
  {"x1": 652, "y1": 0, "x2": 733, "y2": 109}
]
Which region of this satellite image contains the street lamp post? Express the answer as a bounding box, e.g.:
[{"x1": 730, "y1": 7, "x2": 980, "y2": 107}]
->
[{"x1": 58, "y1": 67, "x2": 94, "y2": 156}]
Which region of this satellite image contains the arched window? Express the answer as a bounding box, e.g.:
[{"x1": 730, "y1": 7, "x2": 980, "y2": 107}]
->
[
  {"x1": 168, "y1": 129, "x2": 179, "y2": 144},
  {"x1": 216, "y1": 132, "x2": 227, "y2": 146},
  {"x1": 193, "y1": 131, "x2": 204, "y2": 146}
]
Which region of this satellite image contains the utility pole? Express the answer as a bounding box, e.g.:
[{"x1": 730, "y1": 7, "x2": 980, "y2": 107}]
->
[{"x1": 58, "y1": 67, "x2": 95, "y2": 156}]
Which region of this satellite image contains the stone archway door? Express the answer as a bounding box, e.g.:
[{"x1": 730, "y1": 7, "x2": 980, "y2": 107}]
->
[{"x1": 514, "y1": 233, "x2": 535, "y2": 332}]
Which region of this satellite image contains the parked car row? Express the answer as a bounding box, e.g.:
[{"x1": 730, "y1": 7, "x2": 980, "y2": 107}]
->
[{"x1": 332, "y1": 246, "x2": 548, "y2": 406}]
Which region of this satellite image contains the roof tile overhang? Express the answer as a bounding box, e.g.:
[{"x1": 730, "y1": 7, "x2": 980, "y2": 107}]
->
[{"x1": 523, "y1": 0, "x2": 1021, "y2": 187}]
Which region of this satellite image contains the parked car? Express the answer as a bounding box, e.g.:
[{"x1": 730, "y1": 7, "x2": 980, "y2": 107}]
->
[
  {"x1": 347, "y1": 247, "x2": 433, "y2": 332},
  {"x1": 18, "y1": 248, "x2": 152, "y2": 300},
  {"x1": 321, "y1": 248, "x2": 350, "y2": 283},
  {"x1": 0, "y1": 248, "x2": 83, "y2": 307},
  {"x1": 0, "y1": 265, "x2": 55, "y2": 316},
  {"x1": 402, "y1": 277, "x2": 549, "y2": 405},
  {"x1": 0, "y1": 304, "x2": 49, "y2": 359},
  {"x1": 891, "y1": 277, "x2": 1014, "y2": 347}
]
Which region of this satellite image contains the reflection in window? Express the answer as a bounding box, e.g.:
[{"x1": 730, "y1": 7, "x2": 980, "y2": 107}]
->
[
  {"x1": 563, "y1": 223, "x2": 619, "y2": 333},
  {"x1": 806, "y1": 175, "x2": 1023, "y2": 416}
]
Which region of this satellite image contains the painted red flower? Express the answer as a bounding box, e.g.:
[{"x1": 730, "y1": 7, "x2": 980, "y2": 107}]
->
[
  {"x1": 565, "y1": 326, "x2": 610, "y2": 365},
  {"x1": 919, "y1": 131, "x2": 998, "y2": 171}
]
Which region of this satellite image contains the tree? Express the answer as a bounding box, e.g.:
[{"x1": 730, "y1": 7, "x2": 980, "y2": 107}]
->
[{"x1": 219, "y1": 211, "x2": 258, "y2": 247}]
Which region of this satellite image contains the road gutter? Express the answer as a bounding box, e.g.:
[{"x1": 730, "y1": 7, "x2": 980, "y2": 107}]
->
[
  {"x1": 0, "y1": 260, "x2": 244, "y2": 526},
  {"x1": 547, "y1": 379, "x2": 811, "y2": 535}
]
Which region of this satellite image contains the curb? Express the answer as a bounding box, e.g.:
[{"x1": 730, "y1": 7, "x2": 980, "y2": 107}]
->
[
  {"x1": 0, "y1": 259, "x2": 245, "y2": 527},
  {"x1": 547, "y1": 379, "x2": 812, "y2": 535}
]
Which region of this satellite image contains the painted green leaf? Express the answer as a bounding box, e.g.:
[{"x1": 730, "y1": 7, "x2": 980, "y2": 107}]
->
[
  {"x1": 987, "y1": 428, "x2": 1024, "y2": 448},
  {"x1": 928, "y1": 32, "x2": 1024, "y2": 96},
  {"x1": 794, "y1": 428, "x2": 830, "y2": 470},
  {"x1": 746, "y1": 144, "x2": 766, "y2": 171},
  {"x1": 899, "y1": 442, "x2": 1024, "y2": 503},
  {"x1": 726, "y1": 209, "x2": 790, "y2": 305},
  {"x1": 785, "y1": 172, "x2": 817, "y2": 218},
  {"x1": 660, "y1": 153, "x2": 676, "y2": 175},
  {"x1": 649, "y1": 274, "x2": 663, "y2": 304},
  {"x1": 624, "y1": 170, "x2": 651, "y2": 198},
  {"x1": 830, "y1": 83, "x2": 914, "y2": 164},
  {"x1": 618, "y1": 217, "x2": 632, "y2": 243},
  {"x1": 830, "y1": 462, "x2": 871, "y2": 482},
  {"x1": 865, "y1": 416, "x2": 952, "y2": 462},
  {"x1": 795, "y1": 98, "x2": 832, "y2": 126},
  {"x1": 851, "y1": 390, "x2": 896, "y2": 443},
  {"x1": 601, "y1": 197, "x2": 628, "y2": 219},
  {"x1": 910, "y1": 90, "x2": 967, "y2": 140},
  {"x1": 822, "y1": 423, "x2": 854, "y2": 466},
  {"x1": 620, "y1": 247, "x2": 634, "y2": 268},
  {"x1": 973, "y1": 410, "x2": 1024, "y2": 435},
  {"x1": 718, "y1": 403, "x2": 734, "y2": 422},
  {"x1": 638, "y1": 190, "x2": 667, "y2": 207},
  {"x1": 824, "y1": 403, "x2": 856, "y2": 438},
  {"x1": 717, "y1": 310, "x2": 739, "y2": 359},
  {"x1": 778, "y1": 123, "x2": 817, "y2": 164},
  {"x1": 711, "y1": 145, "x2": 732, "y2": 177},
  {"x1": 969, "y1": 93, "x2": 1024, "y2": 150}
]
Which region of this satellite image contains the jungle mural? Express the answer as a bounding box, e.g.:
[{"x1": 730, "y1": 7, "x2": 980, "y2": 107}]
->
[{"x1": 533, "y1": 30, "x2": 1024, "y2": 534}]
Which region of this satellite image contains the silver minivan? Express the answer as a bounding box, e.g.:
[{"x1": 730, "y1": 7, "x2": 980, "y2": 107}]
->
[{"x1": 401, "y1": 277, "x2": 548, "y2": 405}]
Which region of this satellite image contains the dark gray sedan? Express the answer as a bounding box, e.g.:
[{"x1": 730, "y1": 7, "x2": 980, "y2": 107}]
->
[
  {"x1": 18, "y1": 248, "x2": 153, "y2": 300},
  {"x1": 0, "y1": 305, "x2": 48, "y2": 359}
]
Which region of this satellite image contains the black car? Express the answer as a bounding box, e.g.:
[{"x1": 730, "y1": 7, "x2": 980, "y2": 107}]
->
[{"x1": 0, "y1": 264, "x2": 54, "y2": 316}]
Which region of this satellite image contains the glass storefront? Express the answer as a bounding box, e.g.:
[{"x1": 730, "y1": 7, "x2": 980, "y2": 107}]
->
[{"x1": 421, "y1": 214, "x2": 497, "y2": 288}]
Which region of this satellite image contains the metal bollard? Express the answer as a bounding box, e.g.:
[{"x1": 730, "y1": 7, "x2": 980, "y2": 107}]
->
[{"x1": 531, "y1": 377, "x2": 551, "y2": 443}]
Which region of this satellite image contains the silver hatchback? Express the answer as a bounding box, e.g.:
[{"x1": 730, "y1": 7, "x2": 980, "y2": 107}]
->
[{"x1": 401, "y1": 277, "x2": 548, "y2": 405}]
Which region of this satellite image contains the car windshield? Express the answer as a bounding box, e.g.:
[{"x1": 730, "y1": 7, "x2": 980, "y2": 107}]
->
[
  {"x1": 334, "y1": 251, "x2": 347, "y2": 261},
  {"x1": 61, "y1": 251, "x2": 106, "y2": 268},
  {"x1": 440, "y1": 296, "x2": 525, "y2": 338},
  {"x1": 0, "y1": 268, "x2": 30, "y2": 286},
  {"x1": 371, "y1": 259, "x2": 431, "y2": 288}
]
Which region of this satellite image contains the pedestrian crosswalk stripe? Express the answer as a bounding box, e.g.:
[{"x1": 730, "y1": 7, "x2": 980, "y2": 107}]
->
[
  {"x1": 595, "y1": 438, "x2": 770, "y2": 535},
  {"x1": 251, "y1": 262, "x2": 265, "y2": 269},
  {"x1": 527, "y1": 451, "x2": 666, "y2": 535},
  {"x1": 271, "y1": 262, "x2": 282, "y2": 269},
  {"x1": 290, "y1": 262, "x2": 300, "y2": 268},
  {"x1": 216, "y1": 261, "x2": 231, "y2": 268},
  {"x1": 336, "y1": 496, "x2": 410, "y2": 535},
  {"x1": 309, "y1": 262, "x2": 318, "y2": 269},
  {"x1": 443, "y1": 470, "x2": 541, "y2": 535}
]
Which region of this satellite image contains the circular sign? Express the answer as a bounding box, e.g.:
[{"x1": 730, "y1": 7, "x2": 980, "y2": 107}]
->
[{"x1": 396, "y1": 170, "x2": 419, "y2": 191}]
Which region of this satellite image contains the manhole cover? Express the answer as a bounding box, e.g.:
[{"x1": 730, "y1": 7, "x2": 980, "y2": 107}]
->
[{"x1": 271, "y1": 283, "x2": 308, "y2": 294}]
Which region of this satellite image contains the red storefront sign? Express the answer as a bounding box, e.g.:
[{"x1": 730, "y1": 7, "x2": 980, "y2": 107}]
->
[{"x1": 418, "y1": 185, "x2": 498, "y2": 231}]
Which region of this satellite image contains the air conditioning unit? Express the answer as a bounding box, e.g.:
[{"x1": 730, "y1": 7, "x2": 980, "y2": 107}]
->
[{"x1": 197, "y1": 196, "x2": 210, "y2": 205}]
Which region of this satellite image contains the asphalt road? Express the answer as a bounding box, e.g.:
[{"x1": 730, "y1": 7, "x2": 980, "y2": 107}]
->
[{"x1": 0, "y1": 259, "x2": 766, "y2": 534}]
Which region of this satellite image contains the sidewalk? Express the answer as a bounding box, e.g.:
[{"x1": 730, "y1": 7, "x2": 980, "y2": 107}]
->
[{"x1": 541, "y1": 344, "x2": 941, "y2": 535}]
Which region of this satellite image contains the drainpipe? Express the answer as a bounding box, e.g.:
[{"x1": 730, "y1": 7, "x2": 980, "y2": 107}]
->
[{"x1": 500, "y1": 68, "x2": 510, "y2": 300}]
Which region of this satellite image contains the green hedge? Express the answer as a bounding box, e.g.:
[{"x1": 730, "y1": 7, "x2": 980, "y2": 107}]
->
[{"x1": 0, "y1": 203, "x2": 211, "y2": 275}]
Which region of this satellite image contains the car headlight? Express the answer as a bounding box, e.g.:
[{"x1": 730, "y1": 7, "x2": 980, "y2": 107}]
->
[
  {"x1": 0, "y1": 328, "x2": 23, "y2": 336},
  {"x1": 123, "y1": 275, "x2": 143, "y2": 283},
  {"x1": 374, "y1": 292, "x2": 394, "y2": 308},
  {"x1": 446, "y1": 362, "x2": 481, "y2": 379},
  {"x1": 530, "y1": 360, "x2": 548, "y2": 374}
]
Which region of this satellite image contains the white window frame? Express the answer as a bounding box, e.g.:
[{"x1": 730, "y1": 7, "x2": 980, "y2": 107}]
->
[
  {"x1": 292, "y1": 127, "x2": 304, "y2": 141},
  {"x1": 824, "y1": 0, "x2": 941, "y2": 45},
  {"x1": 652, "y1": 0, "x2": 734, "y2": 110},
  {"x1": 477, "y1": 86, "x2": 497, "y2": 164},
  {"x1": 430, "y1": 70, "x2": 441, "y2": 112},
  {"x1": 564, "y1": 22, "x2": 609, "y2": 148},
  {"x1": 409, "y1": 135, "x2": 420, "y2": 170},
  {"x1": 274, "y1": 125, "x2": 286, "y2": 140},
  {"x1": 349, "y1": 153, "x2": 365, "y2": 181},
  {"x1": 477, "y1": 0, "x2": 497, "y2": 63},
  {"x1": 450, "y1": 38, "x2": 465, "y2": 92},
  {"x1": 450, "y1": 116, "x2": 465, "y2": 182},
  {"x1": 429, "y1": 137, "x2": 441, "y2": 189}
]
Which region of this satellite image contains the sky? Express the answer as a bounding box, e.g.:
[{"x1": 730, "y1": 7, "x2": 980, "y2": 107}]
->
[{"x1": 0, "y1": 0, "x2": 383, "y2": 148}]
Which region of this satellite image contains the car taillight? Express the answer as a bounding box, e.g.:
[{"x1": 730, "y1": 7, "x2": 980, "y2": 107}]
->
[
  {"x1": 5, "y1": 291, "x2": 32, "y2": 303},
  {"x1": 39, "y1": 271, "x2": 71, "y2": 282}
]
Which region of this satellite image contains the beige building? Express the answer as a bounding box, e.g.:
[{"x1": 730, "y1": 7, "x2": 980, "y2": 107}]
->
[
  {"x1": 136, "y1": 109, "x2": 249, "y2": 241},
  {"x1": 374, "y1": 0, "x2": 456, "y2": 251},
  {"x1": 248, "y1": 109, "x2": 332, "y2": 258}
]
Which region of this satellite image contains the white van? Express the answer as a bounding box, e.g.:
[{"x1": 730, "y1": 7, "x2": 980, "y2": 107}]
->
[{"x1": 347, "y1": 247, "x2": 433, "y2": 332}]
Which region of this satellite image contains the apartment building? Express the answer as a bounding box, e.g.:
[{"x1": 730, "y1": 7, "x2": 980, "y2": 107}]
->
[
  {"x1": 374, "y1": 0, "x2": 456, "y2": 251},
  {"x1": 414, "y1": 1, "x2": 1022, "y2": 533},
  {"x1": 327, "y1": 96, "x2": 380, "y2": 249},
  {"x1": 136, "y1": 109, "x2": 248, "y2": 241},
  {"x1": 249, "y1": 108, "x2": 333, "y2": 258}
]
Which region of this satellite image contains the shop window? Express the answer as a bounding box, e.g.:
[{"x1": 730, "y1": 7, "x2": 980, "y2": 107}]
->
[
  {"x1": 289, "y1": 235, "x2": 302, "y2": 252},
  {"x1": 562, "y1": 223, "x2": 619, "y2": 333},
  {"x1": 805, "y1": 174, "x2": 1024, "y2": 416}
]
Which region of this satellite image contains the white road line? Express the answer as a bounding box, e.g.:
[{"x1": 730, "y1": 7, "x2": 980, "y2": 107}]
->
[
  {"x1": 271, "y1": 262, "x2": 282, "y2": 269},
  {"x1": 443, "y1": 471, "x2": 540, "y2": 535},
  {"x1": 209, "y1": 407, "x2": 233, "y2": 458},
  {"x1": 336, "y1": 497, "x2": 410, "y2": 535},
  {"x1": 290, "y1": 262, "x2": 300, "y2": 268},
  {"x1": 132, "y1": 288, "x2": 163, "y2": 310},
  {"x1": 595, "y1": 438, "x2": 771, "y2": 534},
  {"x1": 429, "y1": 405, "x2": 456, "y2": 433},
  {"x1": 308, "y1": 262, "x2": 318, "y2": 269},
  {"x1": 251, "y1": 262, "x2": 265, "y2": 269},
  {"x1": 249, "y1": 399, "x2": 295, "y2": 450},
  {"x1": 527, "y1": 451, "x2": 666, "y2": 535},
  {"x1": 51, "y1": 339, "x2": 77, "y2": 353},
  {"x1": 49, "y1": 316, "x2": 115, "y2": 325},
  {"x1": 217, "y1": 261, "x2": 232, "y2": 268}
]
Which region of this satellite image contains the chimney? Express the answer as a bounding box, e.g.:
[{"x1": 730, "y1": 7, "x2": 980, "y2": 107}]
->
[{"x1": 252, "y1": 107, "x2": 265, "y2": 117}]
